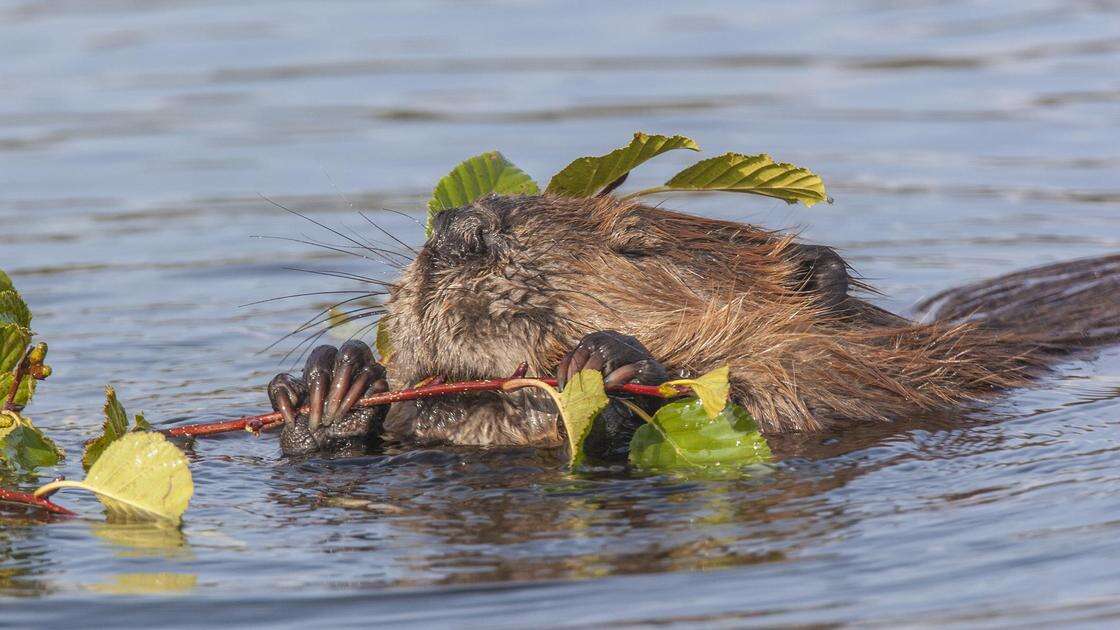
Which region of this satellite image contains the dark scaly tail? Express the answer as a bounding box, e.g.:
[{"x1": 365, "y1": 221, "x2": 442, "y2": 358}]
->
[{"x1": 915, "y1": 254, "x2": 1120, "y2": 351}]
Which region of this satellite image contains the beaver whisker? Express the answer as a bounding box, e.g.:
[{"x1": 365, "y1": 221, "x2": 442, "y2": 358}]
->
[
  {"x1": 281, "y1": 309, "x2": 385, "y2": 367},
  {"x1": 254, "y1": 234, "x2": 409, "y2": 268},
  {"x1": 263, "y1": 293, "x2": 386, "y2": 354},
  {"x1": 360, "y1": 211, "x2": 419, "y2": 255},
  {"x1": 260, "y1": 194, "x2": 413, "y2": 262},
  {"x1": 282, "y1": 267, "x2": 398, "y2": 289},
  {"x1": 239, "y1": 290, "x2": 378, "y2": 308}
]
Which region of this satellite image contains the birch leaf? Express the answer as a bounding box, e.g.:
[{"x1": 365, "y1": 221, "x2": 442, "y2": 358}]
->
[
  {"x1": 557, "y1": 369, "x2": 610, "y2": 466},
  {"x1": 629, "y1": 399, "x2": 771, "y2": 470},
  {"x1": 505, "y1": 370, "x2": 609, "y2": 466},
  {"x1": 660, "y1": 152, "x2": 829, "y2": 207},
  {"x1": 658, "y1": 366, "x2": 731, "y2": 419},
  {"x1": 545, "y1": 132, "x2": 700, "y2": 198},
  {"x1": 36, "y1": 432, "x2": 193, "y2": 524},
  {"x1": 426, "y1": 151, "x2": 539, "y2": 237}
]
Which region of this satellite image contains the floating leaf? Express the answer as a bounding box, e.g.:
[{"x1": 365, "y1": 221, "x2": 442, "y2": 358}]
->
[
  {"x1": 36, "y1": 432, "x2": 193, "y2": 524},
  {"x1": 545, "y1": 132, "x2": 700, "y2": 198},
  {"x1": 375, "y1": 318, "x2": 394, "y2": 363},
  {"x1": 659, "y1": 366, "x2": 731, "y2": 419},
  {"x1": 648, "y1": 152, "x2": 828, "y2": 207},
  {"x1": 0, "y1": 410, "x2": 64, "y2": 471},
  {"x1": 629, "y1": 399, "x2": 771, "y2": 470},
  {"x1": 83, "y1": 385, "x2": 151, "y2": 471},
  {"x1": 426, "y1": 151, "x2": 540, "y2": 236}
]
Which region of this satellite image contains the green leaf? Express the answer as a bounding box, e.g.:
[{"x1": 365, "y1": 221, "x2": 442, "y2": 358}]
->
[
  {"x1": 0, "y1": 372, "x2": 35, "y2": 409},
  {"x1": 0, "y1": 269, "x2": 13, "y2": 293},
  {"x1": 0, "y1": 291, "x2": 31, "y2": 329},
  {"x1": 426, "y1": 151, "x2": 540, "y2": 237},
  {"x1": 545, "y1": 132, "x2": 700, "y2": 198},
  {"x1": 0, "y1": 323, "x2": 30, "y2": 372},
  {"x1": 36, "y1": 432, "x2": 193, "y2": 524},
  {"x1": 82, "y1": 385, "x2": 151, "y2": 471},
  {"x1": 653, "y1": 152, "x2": 829, "y2": 207},
  {"x1": 0, "y1": 410, "x2": 64, "y2": 471},
  {"x1": 132, "y1": 412, "x2": 152, "y2": 432},
  {"x1": 629, "y1": 399, "x2": 772, "y2": 470},
  {"x1": 658, "y1": 366, "x2": 731, "y2": 419}
]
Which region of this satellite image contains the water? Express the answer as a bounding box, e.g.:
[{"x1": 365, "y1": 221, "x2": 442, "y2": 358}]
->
[{"x1": 2, "y1": 0, "x2": 1119, "y2": 626}]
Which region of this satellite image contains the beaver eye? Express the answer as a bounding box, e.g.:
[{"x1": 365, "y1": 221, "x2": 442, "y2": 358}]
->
[{"x1": 429, "y1": 206, "x2": 499, "y2": 262}]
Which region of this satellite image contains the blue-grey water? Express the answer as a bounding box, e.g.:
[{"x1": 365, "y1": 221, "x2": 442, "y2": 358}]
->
[{"x1": 2, "y1": 1, "x2": 1119, "y2": 627}]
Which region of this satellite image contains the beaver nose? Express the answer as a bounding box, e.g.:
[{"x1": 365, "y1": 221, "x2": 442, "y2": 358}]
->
[{"x1": 429, "y1": 206, "x2": 499, "y2": 260}]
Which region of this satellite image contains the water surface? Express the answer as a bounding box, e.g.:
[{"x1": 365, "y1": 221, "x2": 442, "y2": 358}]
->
[{"x1": 2, "y1": 1, "x2": 1120, "y2": 626}]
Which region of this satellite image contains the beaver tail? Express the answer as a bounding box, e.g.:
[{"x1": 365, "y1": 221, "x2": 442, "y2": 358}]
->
[{"x1": 915, "y1": 254, "x2": 1120, "y2": 351}]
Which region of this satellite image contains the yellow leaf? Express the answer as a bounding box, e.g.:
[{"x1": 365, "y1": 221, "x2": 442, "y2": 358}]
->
[
  {"x1": 35, "y1": 432, "x2": 193, "y2": 524},
  {"x1": 504, "y1": 369, "x2": 609, "y2": 466},
  {"x1": 658, "y1": 365, "x2": 731, "y2": 419},
  {"x1": 375, "y1": 317, "x2": 394, "y2": 363}
]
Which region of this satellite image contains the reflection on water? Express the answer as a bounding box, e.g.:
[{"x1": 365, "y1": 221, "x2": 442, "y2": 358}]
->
[
  {"x1": 90, "y1": 522, "x2": 190, "y2": 559},
  {"x1": 2, "y1": 0, "x2": 1120, "y2": 626}
]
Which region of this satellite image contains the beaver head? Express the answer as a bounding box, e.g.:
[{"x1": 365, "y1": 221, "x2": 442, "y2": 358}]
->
[{"x1": 384, "y1": 194, "x2": 859, "y2": 394}]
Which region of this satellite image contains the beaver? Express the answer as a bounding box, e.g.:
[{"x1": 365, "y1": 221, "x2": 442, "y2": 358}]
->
[{"x1": 268, "y1": 194, "x2": 1120, "y2": 458}]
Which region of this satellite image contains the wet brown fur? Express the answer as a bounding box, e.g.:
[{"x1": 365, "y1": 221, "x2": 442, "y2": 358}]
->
[{"x1": 381, "y1": 194, "x2": 1120, "y2": 445}]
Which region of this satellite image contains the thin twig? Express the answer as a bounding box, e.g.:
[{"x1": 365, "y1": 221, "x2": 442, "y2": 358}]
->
[
  {"x1": 0, "y1": 486, "x2": 76, "y2": 516},
  {"x1": 163, "y1": 375, "x2": 674, "y2": 438}
]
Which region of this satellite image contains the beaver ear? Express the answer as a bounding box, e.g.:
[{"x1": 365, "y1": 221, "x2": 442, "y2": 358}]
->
[{"x1": 786, "y1": 244, "x2": 850, "y2": 310}]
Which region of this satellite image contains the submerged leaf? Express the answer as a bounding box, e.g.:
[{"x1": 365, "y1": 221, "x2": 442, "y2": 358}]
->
[
  {"x1": 0, "y1": 410, "x2": 64, "y2": 471},
  {"x1": 545, "y1": 132, "x2": 700, "y2": 198},
  {"x1": 629, "y1": 399, "x2": 771, "y2": 470},
  {"x1": 659, "y1": 366, "x2": 731, "y2": 419},
  {"x1": 426, "y1": 151, "x2": 540, "y2": 236},
  {"x1": 37, "y1": 431, "x2": 193, "y2": 524},
  {"x1": 657, "y1": 152, "x2": 829, "y2": 207}
]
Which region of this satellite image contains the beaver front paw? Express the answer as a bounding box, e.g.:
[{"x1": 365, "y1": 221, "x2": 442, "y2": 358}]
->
[
  {"x1": 268, "y1": 340, "x2": 389, "y2": 457},
  {"x1": 557, "y1": 330, "x2": 668, "y2": 389},
  {"x1": 556, "y1": 331, "x2": 671, "y2": 461}
]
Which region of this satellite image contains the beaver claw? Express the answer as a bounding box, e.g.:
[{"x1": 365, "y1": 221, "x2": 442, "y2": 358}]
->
[
  {"x1": 269, "y1": 340, "x2": 389, "y2": 456},
  {"x1": 557, "y1": 330, "x2": 668, "y2": 390}
]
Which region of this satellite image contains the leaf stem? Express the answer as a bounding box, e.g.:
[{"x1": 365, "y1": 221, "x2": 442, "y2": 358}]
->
[
  {"x1": 618, "y1": 186, "x2": 672, "y2": 201},
  {"x1": 0, "y1": 486, "x2": 76, "y2": 516}
]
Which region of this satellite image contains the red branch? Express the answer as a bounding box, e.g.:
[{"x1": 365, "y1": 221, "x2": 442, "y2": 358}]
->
[
  {"x1": 164, "y1": 376, "x2": 673, "y2": 438},
  {"x1": 0, "y1": 487, "x2": 75, "y2": 516}
]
